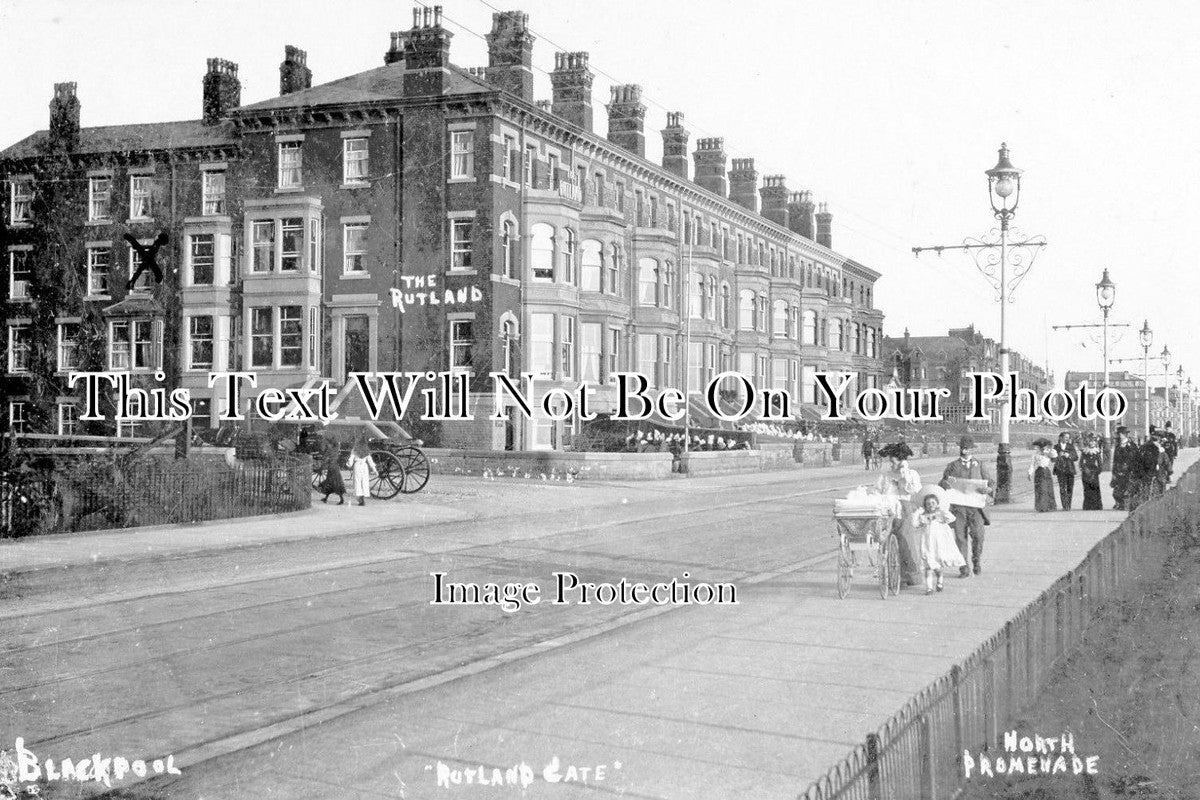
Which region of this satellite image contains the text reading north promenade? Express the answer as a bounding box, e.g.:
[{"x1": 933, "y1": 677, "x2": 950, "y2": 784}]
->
[{"x1": 68, "y1": 370, "x2": 1128, "y2": 425}]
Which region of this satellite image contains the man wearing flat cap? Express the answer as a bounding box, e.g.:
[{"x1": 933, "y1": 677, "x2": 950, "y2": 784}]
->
[{"x1": 939, "y1": 435, "x2": 994, "y2": 577}]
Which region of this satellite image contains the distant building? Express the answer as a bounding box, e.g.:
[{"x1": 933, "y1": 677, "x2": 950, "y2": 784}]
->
[
  {"x1": 883, "y1": 325, "x2": 1051, "y2": 423},
  {"x1": 1063, "y1": 370, "x2": 1150, "y2": 435}
]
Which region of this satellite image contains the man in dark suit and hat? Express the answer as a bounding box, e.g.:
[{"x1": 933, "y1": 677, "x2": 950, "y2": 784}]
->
[
  {"x1": 939, "y1": 435, "x2": 994, "y2": 577},
  {"x1": 1109, "y1": 426, "x2": 1137, "y2": 511}
]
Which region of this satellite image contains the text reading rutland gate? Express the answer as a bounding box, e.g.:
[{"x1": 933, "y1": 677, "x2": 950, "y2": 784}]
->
[{"x1": 67, "y1": 370, "x2": 1128, "y2": 425}]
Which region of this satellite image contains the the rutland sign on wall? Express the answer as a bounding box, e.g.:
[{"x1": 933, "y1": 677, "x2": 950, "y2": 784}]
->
[{"x1": 389, "y1": 273, "x2": 483, "y2": 314}]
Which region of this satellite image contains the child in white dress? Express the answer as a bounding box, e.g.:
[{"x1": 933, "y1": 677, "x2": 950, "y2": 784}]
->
[
  {"x1": 912, "y1": 486, "x2": 967, "y2": 594},
  {"x1": 346, "y1": 443, "x2": 378, "y2": 506}
]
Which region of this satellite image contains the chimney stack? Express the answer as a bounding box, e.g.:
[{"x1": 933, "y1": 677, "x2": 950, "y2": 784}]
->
[
  {"x1": 787, "y1": 190, "x2": 816, "y2": 239},
  {"x1": 385, "y1": 31, "x2": 409, "y2": 64},
  {"x1": 202, "y1": 58, "x2": 241, "y2": 125},
  {"x1": 760, "y1": 175, "x2": 789, "y2": 228},
  {"x1": 728, "y1": 158, "x2": 758, "y2": 212},
  {"x1": 661, "y1": 112, "x2": 689, "y2": 179},
  {"x1": 486, "y1": 11, "x2": 535, "y2": 102},
  {"x1": 404, "y1": 6, "x2": 454, "y2": 97},
  {"x1": 279, "y1": 46, "x2": 312, "y2": 96},
  {"x1": 606, "y1": 85, "x2": 646, "y2": 158},
  {"x1": 816, "y1": 202, "x2": 833, "y2": 249},
  {"x1": 49, "y1": 82, "x2": 80, "y2": 151},
  {"x1": 692, "y1": 138, "x2": 727, "y2": 196},
  {"x1": 550, "y1": 52, "x2": 594, "y2": 132}
]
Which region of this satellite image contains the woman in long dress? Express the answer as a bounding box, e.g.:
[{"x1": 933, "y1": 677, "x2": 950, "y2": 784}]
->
[
  {"x1": 876, "y1": 442, "x2": 923, "y2": 587},
  {"x1": 1028, "y1": 439, "x2": 1057, "y2": 512},
  {"x1": 1079, "y1": 434, "x2": 1103, "y2": 510}
]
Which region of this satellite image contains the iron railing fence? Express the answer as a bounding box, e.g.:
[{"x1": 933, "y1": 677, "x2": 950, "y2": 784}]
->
[{"x1": 799, "y1": 464, "x2": 1200, "y2": 800}]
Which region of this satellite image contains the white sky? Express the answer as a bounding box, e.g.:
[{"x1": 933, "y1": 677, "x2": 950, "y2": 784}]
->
[{"x1": 3, "y1": 0, "x2": 1198, "y2": 393}]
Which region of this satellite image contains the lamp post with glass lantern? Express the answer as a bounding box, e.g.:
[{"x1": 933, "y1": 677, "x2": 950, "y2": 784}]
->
[
  {"x1": 1176, "y1": 366, "x2": 1186, "y2": 435},
  {"x1": 911, "y1": 144, "x2": 1047, "y2": 503},
  {"x1": 1160, "y1": 346, "x2": 1171, "y2": 433},
  {"x1": 1095, "y1": 269, "x2": 1116, "y2": 440},
  {"x1": 1140, "y1": 320, "x2": 1153, "y2": 439}
]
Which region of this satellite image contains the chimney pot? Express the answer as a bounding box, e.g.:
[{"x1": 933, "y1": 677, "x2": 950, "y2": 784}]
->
[
  {"x1": 203, "y1": 57, "x2": 241, "y2": 124},
  {"x1": 606, "y1": 83, "x2": 646, "y2": 157},
  {"x1": 486, "y1": 10, "x2": 536, "y2": 101}
]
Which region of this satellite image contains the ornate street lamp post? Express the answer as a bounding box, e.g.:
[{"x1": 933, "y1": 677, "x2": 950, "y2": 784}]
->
[
  {"x1": 1176, "y1": 366, "x2": 1186, "y2": 435},
  {"x1": 913, "y1": 143, "x2": 1046, "y2": 501},
  {"x1": 1095, "y1": 269, "x2": 1115, "y2": 439},
  {"x1": 1161, "y1": 345, "x2": 1171, "y2": 433},
  {"x1": 985, "y1": 144, "x2": 1022, "y2": 502},
  {"x1": 1139, "y1": 320, "x2": 1153, "y2": 439}
]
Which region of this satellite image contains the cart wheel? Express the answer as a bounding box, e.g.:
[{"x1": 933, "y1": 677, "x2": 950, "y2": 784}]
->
[
  {"x1": 395, "y1": 446, "x2": 431, "y2": 494},
  {"x1": 369, "y1": 450, "x2": 405, "y2": 500},
  {"x1": 311, "y1": 469, "x2": 322, "y2": 490},
  {"x1": 878, "y1": 537, "x2": 891, "y2": 600},
  {"x1": 886, "y1": 534, "x2": 903, "y2": 596},
  {"x1": 837, "y1": 536, "x2": 852, "y2": 599}
]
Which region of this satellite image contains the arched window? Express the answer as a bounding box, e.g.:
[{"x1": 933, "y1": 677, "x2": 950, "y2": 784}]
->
[
  {"x1": 803, "y1": 310, "x2": 817, "y2": 345},
  {"x1": 756, "y1": 294, "x2": 768, "y2": 333},
  {"x1": 501, "y1": 317, "x2": 519, "y2": 377},
  {"x1": 562, "y1": 229, "x2": 576, "y2": 285},
  {"x1": 739, "y1": 290, "x2": 755, "y2": 331},
  {"x1": 608, "y1": 243, "x2": 623, "y2": 296},
  {"x1": 501, "y1": 220, "x2": 517, "y2": 280},
  {"x1": 721, "y1": 283, "x2": 732, "y2": 328},
  {"x1": 773, "y1": 300, "x2": 788, "y2": 338},
  {"x1": 689, "y1": 273, "x2": 703, "y2": 318},
  {"x1": 638, "y1": 258, "x2": 658, "y2": 306},
  {"x1": 581, "y1": 239, "x2": 602, "y2": 292},
  {"x1": 705, "y1": 275, "x2": 717, "y2": 320},
  {"x1": 531, "y1": 223, "x2": 554, "y2": 282}
]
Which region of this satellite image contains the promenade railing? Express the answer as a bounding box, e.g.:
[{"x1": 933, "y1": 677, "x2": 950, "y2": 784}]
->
[{"x1": 799, "y1": 463, "x2": 1200, "y2": 800}]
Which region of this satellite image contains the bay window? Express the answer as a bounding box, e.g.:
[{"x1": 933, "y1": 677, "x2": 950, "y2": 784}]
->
[
  {"x1": 109, "y1": 319, "x2": 158, "y2": 371},
  {"x1": 530, "y1": 313, "x2": 554, "y2": 376},
  {"x1": 580, "y1": 323, "x2": 601, "y2": 383},
  {"x1": 188, "y1": 316, "x2": 214, "y2": 370},
  {"x1": 580, "y1": 239, "x2": 602, "y2": 292}
]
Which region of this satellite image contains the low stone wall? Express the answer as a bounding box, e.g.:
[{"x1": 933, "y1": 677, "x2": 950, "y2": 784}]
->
[
  {"x1": 680, "y1": 449, "x2": 761, "y2": 477},
  {"x1": 425, "y1": 449, "x2": 675, "y2": 481}
]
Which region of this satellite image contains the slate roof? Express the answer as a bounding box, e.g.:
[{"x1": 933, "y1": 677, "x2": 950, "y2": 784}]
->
[
  {"x1": 1, "y1": 119, "x2": 234, "y2": 160},
  {"x1": 237, "y1": 61, "x2": 492, "y2": 114},
  {"x1": 1, "y1": 59, "x2": 492, "y2": 160}
]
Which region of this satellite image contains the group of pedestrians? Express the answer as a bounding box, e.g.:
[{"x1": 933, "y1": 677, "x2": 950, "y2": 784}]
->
[
  {"x1": 1029, "y1": 423, "x2": 1180, "y2": 513},
  {"x1": 874, "y1": 436, "x2": 994, "y2": 596},
  {"x1": 1028, "y1": 431, "x2": 1104, "y2": 512},
  {"x1": 315, "y1": 440, "x2": 379, "y2": 506},
  {"x1": 1111, "y1": 423, "x2": 1178, "y2": 512}
]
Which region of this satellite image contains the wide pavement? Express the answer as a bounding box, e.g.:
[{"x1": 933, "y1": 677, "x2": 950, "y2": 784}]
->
[{"x1": 2, "y1": 449, "x2": 1179, "y2": 799}]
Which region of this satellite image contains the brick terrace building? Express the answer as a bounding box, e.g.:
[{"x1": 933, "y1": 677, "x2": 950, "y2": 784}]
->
[{"x1": 1, "y1": 7, "x2": 886, "y2": 449}]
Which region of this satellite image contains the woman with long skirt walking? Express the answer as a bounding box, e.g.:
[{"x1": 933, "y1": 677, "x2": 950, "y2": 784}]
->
[
  {"x1": 1028, "y1": 438, "x2": 1057, "y2": 512},
  {"x1": 1080, "y1": 433, "x2": 1104, "y2": 510}
]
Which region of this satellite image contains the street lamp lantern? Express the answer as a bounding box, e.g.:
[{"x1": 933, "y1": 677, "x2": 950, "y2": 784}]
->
[
  {"x1": 1139, "y1": 320, "x2": 1153, "y2": 440},
  {"x1": 1161, "y1": 345, "x2": 1171, "y2": 371},
  {"x1": 986, "y1": 143, "x2": 1023, "y2": 214},
  {"x1": 1095, "y1": 269, "x2": 1115, "y2": 310},
  {"x1": 1094, "y1": 269, "x2": 1116, "y2": 440}
]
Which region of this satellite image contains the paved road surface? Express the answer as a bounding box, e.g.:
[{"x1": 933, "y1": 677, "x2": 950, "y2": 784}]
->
[{"x1": 1, "y1": 452, "x2": 1146, "y2": 800}]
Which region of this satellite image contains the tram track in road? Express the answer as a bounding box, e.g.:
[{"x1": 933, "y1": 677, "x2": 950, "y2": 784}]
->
[
  {"x1": 5, "y1": 465, "x2": 991, "y2": 761},
  {"x1": 1, "y1": 465, "x2": 937, "y2": 631}
]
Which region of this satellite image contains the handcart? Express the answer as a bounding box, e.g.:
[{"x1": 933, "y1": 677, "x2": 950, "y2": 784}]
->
[{"x1": 833, "y1": 500, "x2": 901, "y2": 600}]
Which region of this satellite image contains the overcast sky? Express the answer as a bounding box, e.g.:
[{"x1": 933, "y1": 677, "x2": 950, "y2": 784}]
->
[{"x1": 3, "y1": 0, "x2": 1198, "y2": 394}]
